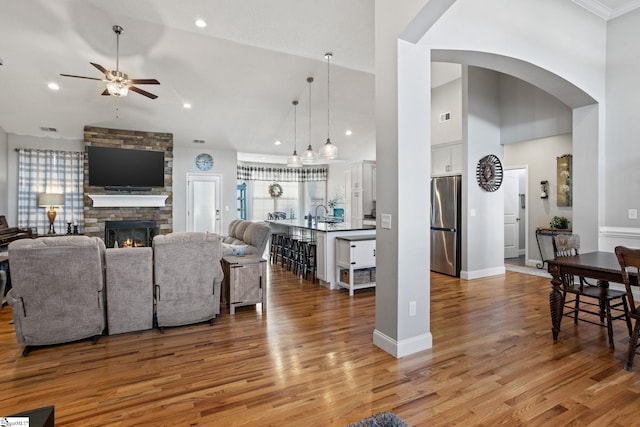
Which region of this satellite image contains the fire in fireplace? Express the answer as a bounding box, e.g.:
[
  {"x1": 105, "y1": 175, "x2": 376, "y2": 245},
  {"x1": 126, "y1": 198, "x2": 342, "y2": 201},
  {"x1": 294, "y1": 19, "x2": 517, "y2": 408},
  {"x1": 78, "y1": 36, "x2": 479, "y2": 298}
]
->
[{"x1": 104, "y1": 220, "x2": 158, "y2": 248}]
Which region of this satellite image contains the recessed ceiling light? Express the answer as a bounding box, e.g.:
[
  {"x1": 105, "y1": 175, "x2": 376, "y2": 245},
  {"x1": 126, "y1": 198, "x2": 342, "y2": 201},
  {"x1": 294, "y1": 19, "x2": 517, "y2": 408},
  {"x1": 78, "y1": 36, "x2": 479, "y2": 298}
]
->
[
  {"x1": 275, "y1": 140, "x2": 282, "y2": 146},
  {"x1": 48, "y1": 82, "x2": 59, "y2": 91},
  {"x1": 195, "y1": 19, "x2": 207, "y2": 28},
  {"x1": 183, "y1": 103, "x2": 192, "y2": 109},
  {"x1": 345, "y1": 129, "x2": 353, "y2": 136}
]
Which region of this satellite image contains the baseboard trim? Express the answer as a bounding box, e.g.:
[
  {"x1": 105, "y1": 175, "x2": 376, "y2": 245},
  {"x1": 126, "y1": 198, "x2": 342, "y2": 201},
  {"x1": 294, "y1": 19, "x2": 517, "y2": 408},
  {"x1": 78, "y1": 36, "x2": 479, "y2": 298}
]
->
[
  {"x1": 460, "y1": 266, "x2": 505, "y2": 280},
  {"x1": 373, "y1": 329, "x2": 433, "y2": 358}
]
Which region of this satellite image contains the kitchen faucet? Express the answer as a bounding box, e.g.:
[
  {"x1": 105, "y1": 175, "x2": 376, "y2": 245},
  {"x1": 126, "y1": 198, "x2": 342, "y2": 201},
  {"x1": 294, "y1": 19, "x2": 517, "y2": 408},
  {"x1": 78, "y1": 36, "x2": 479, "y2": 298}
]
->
[{"x1": 315, "y1": 204, "x2": 328, "y2": 223}]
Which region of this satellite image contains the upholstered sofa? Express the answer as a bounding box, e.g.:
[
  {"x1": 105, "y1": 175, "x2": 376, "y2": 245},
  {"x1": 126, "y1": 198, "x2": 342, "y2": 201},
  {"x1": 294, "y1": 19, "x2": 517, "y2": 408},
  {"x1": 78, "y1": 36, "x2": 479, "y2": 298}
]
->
[
  {"x1": 153, "y1": 232, "x2": 224, "y2": 329},
  {"x1": 7, "y1": 236, "x2": 107, "y2": 354},
  {"x1": 222, "y1": 219, "x2": 271, "y2": 257}
]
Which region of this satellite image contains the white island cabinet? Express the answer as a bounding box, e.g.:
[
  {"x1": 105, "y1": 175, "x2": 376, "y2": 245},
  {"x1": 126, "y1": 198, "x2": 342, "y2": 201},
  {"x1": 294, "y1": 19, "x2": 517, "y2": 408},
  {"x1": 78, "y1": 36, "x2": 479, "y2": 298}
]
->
[
  {"x1": 265, "y1": 219, "x2": 375, "y2": 290},
  {"x1": 335, "y1": 235, "x2": 376, "y2": 296}
]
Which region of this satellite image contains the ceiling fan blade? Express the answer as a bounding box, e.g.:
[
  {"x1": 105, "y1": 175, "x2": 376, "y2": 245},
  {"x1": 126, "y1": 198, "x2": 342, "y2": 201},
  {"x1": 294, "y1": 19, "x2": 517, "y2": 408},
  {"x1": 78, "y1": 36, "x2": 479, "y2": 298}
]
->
[
  {"x1": 129, "y1": 85, "x2": 158, "y2": 99},
  {"x1": 129, "y1": 78, "x2": 160, "y2": 85},
  {"x1": 90, "y1": 62, "x2": 112, "y2": 79},
  {"x1": 60, "y1": 73, "x2": 103, "y2": 81}
]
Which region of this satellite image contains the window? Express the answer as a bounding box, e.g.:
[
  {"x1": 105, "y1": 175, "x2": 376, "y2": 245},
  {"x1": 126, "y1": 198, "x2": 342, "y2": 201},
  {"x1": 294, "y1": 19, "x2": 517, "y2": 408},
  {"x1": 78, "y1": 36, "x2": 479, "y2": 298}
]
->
[
  {"x1": 17, "y1": 149, "x2": 84, "y2": 234},
  {"x1": 249, "y1": 181, "x2": 302, "y2": 220}
]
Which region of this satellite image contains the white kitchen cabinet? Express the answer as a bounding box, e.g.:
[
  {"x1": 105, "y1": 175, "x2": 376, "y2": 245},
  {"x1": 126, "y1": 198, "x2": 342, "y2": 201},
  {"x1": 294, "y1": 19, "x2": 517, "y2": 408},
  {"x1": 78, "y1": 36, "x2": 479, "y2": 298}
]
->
[
  {"x1": 350, "y1": 161, "x2": 376, "y2": 219},
  {"x1": 335, "y1": 236, "x2": 376, "y2": 296},
  {"x1": 316, "y1": 232, "x2": 327, "y2": 281},
  {"x1": 432, "y1": 142, "x2": 462, "y2": 176},
  {"x1": 351, "y1": 162, "x2": 363, "y2": 191},
  {"x1": 351, "y1": 190, "x2": 363, "y2": 220}
]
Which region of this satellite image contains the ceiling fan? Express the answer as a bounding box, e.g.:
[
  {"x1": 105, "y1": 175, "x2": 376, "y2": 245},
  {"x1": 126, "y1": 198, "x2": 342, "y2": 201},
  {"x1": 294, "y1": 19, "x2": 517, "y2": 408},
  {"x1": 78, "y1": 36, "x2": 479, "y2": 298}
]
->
[{"x1": 61, "y1": 25, "x2": 160, "y2": 99}]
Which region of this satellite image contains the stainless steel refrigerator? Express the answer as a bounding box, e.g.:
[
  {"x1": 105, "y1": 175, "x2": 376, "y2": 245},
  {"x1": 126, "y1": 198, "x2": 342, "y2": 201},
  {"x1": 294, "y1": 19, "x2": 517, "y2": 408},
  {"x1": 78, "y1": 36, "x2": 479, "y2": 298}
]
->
[{"x1": 430, "y1": 175, "x2": 461, "y2": 277}]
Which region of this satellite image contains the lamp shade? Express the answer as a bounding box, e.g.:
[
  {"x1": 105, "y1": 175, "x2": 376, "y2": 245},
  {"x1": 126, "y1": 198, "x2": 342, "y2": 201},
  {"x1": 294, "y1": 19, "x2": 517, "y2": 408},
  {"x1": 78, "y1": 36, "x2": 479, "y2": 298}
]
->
[
  {"x1": 38, "y1": 193, "x2": 64, "y2": 207},
  {"x1": 318, "y1": 139, "x2": 338, "y2": 159}
]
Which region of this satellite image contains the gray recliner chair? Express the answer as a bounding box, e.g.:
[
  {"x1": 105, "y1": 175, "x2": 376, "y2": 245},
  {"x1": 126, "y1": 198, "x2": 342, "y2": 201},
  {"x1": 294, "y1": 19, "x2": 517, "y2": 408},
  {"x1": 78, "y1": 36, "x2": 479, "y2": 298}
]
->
[
  {"x1": 153, "y1": 232, "x2": 224, "y2": 330},
  {"x1": 7, "y1": 236, "x2": 107, "y2": 355}
]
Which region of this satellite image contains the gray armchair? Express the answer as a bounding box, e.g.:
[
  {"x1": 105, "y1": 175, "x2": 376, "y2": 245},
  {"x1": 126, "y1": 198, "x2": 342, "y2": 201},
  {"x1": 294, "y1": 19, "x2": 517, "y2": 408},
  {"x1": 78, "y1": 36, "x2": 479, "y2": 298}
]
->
[
  {"x1": 7, "y1": 236, "x2": 107, "y2": 355},
  {"x1": 153, "y1": 232, "x2": 224, "y2": 330},
  {"x1": 222, "y1": 219, "x2": 271, "y2": 257}
]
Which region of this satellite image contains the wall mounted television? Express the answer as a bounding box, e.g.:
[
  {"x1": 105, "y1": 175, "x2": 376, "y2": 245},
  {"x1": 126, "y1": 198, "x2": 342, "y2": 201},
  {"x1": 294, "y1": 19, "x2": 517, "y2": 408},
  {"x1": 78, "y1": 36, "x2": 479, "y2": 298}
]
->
[{"x1": 87, "y1": 146, "x2": 165, "y2": 191}]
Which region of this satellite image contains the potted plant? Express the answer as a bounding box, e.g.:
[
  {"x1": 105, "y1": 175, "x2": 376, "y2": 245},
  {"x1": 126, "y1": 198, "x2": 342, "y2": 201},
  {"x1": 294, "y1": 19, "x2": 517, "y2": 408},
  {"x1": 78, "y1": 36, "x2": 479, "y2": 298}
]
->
[{"x1": 550, "y1": 216, "x2": 569, "y2": 229}]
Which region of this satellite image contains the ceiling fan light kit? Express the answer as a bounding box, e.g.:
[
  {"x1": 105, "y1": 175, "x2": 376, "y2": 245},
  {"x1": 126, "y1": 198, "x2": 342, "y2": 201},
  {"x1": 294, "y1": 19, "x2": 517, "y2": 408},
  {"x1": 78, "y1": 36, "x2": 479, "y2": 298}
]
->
[
  {"x1": 60, "y1": 25, "x2": 160, "y2": 99},
  {"x1": 319, "y1": 52, "x2": 338, "y2": 160}
]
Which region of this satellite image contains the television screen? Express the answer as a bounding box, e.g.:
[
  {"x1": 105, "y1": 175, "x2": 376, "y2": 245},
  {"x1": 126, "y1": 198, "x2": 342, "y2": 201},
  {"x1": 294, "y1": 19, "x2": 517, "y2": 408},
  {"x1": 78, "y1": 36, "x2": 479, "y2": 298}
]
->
[{"x1": 88, "y1": 146, "x2": 165, "y2": 189}]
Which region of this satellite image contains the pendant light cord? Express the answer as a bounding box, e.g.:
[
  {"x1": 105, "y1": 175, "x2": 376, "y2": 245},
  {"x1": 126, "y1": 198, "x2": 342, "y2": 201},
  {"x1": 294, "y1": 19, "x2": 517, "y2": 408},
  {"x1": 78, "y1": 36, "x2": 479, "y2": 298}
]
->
[
  {"x1": 293, "y1": 100, "x2": 298, "y2": 152},
  {"x1": 326, "y1": 53, "x2": 331, "y2": 140},
  {"x1": 309, "y1": 78, "x2": 312, "y2": 145}
]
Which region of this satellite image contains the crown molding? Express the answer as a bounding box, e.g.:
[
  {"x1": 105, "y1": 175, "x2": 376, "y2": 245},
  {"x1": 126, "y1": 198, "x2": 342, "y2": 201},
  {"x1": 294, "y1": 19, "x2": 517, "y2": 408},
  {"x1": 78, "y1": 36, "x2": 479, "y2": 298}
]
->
[{"x1": 572, "y1": 0, "x2": 640, "y2": 20}]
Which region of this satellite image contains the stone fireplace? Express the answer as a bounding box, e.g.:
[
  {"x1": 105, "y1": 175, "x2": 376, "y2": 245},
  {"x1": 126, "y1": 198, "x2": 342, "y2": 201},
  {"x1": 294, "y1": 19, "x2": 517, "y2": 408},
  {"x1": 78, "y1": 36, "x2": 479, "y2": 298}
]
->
[
  {"x1": 105, "y1": 220, "x2": 158, "y2": 248},
  {"x1": 83, "y1": 126, "x2": 173, "y2": 240}
]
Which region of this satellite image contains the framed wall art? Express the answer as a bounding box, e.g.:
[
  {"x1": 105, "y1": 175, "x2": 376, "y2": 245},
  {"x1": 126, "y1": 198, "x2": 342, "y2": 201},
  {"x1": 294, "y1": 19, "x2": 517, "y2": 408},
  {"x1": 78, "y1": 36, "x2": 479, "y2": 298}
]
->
[{"x1": 557, "y1": 154, "x2": 572, "y2": 207}]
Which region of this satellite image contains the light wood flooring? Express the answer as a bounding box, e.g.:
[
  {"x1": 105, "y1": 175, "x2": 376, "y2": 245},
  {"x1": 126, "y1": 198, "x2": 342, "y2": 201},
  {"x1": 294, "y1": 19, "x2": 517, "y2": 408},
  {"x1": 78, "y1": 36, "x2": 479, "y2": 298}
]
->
[{"x1": 1, "y1": 264, "x2": 640, "y2": 426}]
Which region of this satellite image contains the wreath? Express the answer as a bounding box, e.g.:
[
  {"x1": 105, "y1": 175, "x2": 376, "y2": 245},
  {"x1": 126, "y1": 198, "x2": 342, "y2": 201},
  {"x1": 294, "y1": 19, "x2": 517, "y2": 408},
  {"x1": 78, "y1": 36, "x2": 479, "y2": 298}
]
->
[{"x1": 268, "y1": 183, "x2": 283, "y2": 198}]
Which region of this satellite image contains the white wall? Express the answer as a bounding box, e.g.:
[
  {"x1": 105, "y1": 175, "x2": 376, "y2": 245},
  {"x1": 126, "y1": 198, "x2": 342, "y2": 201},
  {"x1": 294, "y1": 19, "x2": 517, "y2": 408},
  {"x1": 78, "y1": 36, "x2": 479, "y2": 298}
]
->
[
  {"x1": 504, "y1": 134, "x2": 573, "y2": 264},
  {"x1": 172, "y1": 146, "x2": 238, "y2": 234},
  {"x1": 422, "y1": 0, "x2": 606, "y2": 103},
  {"x1": 0, "y1": 127, "x2": 8, "y2": 218},
  {"x1": 431, "y1": 77, "x2": 462, "y2": 145},
  {"x1": 605, "y1": 9, "x2": 640, "y2": 228},
  {"x1": 499, "y1": 74, "x2": 572, "y2": 144},
  {"x1": 462, "y1": 66, "x2": 504, "y2": 278},
  {"x1": 374, "y1": 0, "x2": 436, "y2": 358}
]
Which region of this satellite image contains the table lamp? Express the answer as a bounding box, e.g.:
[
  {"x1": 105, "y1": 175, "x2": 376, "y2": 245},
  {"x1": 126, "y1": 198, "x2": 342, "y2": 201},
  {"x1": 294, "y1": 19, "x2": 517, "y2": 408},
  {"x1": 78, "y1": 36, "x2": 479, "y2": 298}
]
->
[{"x1": 38, "y1": 193, "x2": 64, "y2": 234}]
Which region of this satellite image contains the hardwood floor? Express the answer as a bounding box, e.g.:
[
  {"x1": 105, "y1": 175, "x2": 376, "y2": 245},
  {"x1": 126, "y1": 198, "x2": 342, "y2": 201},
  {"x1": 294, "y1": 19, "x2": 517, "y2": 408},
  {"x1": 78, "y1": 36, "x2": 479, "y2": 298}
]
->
[{"x1": 1, "y1": 265, "x2": 640, "y2": 426}]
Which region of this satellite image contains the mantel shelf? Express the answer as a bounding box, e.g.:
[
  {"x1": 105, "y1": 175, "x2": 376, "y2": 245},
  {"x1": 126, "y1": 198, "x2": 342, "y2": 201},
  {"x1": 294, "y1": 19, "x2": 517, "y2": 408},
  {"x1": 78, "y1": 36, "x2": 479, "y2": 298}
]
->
[{"x1": 88, "y1": 194, "x2": 168, "y2": 208}]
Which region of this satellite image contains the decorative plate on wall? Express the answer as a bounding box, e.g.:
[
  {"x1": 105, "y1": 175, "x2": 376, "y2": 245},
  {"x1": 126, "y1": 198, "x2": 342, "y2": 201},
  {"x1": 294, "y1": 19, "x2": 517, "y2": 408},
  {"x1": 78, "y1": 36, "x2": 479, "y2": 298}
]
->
[
  {"x1": 195, "y1": 153, "x2": 214, "y2": 171},
  {"x1": 476, "y1": 154, "x2": 503, "y2": 192}
]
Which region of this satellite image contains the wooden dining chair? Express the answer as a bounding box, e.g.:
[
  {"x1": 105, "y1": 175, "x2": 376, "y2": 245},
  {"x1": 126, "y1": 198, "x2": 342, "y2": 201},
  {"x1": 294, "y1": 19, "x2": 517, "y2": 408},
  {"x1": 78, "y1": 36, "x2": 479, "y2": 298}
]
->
[
  {"x1": 553, "y1": 234, "x2": 631, "y2": 349},
  {"x1": 614, "y1": 246, "x2": 640, "y2": 371}
]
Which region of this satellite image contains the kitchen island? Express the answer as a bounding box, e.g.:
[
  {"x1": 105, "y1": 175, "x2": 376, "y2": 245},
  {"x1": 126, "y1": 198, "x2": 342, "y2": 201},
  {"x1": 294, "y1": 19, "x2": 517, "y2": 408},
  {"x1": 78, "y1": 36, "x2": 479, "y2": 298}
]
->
[{"x1": 265, "y1": 219, "x2": 376, "y2": 290}]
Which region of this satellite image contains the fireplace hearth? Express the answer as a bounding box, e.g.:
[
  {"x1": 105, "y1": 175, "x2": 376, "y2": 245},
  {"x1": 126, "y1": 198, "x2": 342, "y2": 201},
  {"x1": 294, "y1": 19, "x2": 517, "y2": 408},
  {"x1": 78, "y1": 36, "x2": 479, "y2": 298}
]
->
[{"x1": 105, "y1": 220, "x2": 158, "y2": 248}]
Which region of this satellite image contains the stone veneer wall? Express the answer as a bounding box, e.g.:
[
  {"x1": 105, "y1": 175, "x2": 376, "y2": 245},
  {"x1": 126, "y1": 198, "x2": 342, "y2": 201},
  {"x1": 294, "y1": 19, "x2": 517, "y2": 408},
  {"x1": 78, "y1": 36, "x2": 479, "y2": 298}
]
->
[{"x1": 83, "y1": 126, "x2": 173, "y2": 240}]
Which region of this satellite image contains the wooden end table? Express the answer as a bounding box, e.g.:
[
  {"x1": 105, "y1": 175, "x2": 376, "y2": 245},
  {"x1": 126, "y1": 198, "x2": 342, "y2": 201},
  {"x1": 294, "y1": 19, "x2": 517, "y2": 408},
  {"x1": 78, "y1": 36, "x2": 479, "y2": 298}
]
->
[{"x1": 222, "y1": 255, "x2": 267, "y2": 315}]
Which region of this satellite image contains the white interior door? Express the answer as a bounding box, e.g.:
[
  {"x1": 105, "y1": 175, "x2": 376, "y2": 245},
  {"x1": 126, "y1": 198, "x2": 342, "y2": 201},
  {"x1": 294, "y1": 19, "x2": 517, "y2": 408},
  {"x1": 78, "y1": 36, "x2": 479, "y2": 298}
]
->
[
  {"x1": 504, "y1": 170, "x2": 520, "y2": 258},
  {"x1": 187, "y1": 174, "x2": 222, "y2": 233}
]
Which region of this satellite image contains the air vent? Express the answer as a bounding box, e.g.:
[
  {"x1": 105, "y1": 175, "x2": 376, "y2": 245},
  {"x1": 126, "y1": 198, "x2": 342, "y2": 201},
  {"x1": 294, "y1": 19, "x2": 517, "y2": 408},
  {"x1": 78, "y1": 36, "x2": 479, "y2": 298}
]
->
[
  {"x1": 40, "y1": 127, "x2": 58, "y2": 132},
  {"x1": 193, "y1": 139, "x2": 205, "y2": 144},
  {"x1": 439, "y1": 112, "x2": 451, "y2": 122}
]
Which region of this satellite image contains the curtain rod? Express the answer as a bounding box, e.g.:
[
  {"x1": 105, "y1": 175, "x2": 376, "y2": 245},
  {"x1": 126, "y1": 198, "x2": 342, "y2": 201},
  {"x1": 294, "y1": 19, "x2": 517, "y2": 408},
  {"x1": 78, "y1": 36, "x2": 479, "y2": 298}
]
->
[{"x1": 15, "y1": 148, "x2": 84, "y2": 154}]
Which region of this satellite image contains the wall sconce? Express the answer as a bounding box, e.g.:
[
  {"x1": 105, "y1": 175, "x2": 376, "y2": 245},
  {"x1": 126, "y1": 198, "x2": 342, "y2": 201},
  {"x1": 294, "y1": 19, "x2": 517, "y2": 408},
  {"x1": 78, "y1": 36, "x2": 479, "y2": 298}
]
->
[
  {"x1": 540, "y1": 180, "x2": 549, "y2": 199},
  {"x1": 38, "y1": 193, "x2": 64, "y2": 234}
]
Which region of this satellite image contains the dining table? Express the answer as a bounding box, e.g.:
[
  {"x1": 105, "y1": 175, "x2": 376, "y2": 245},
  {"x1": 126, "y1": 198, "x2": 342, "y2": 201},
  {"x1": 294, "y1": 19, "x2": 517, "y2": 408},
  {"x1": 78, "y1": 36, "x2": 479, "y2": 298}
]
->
[{"x1": 546, "y1": 251, "x2": 635, "y2": 342}]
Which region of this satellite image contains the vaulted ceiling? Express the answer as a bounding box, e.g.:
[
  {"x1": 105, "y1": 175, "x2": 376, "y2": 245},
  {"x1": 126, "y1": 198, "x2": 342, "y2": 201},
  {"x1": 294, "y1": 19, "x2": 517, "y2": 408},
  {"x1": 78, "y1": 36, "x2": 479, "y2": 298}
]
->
[{"x1": 0, "y1": 1, "x2": 638, "y2": 163}]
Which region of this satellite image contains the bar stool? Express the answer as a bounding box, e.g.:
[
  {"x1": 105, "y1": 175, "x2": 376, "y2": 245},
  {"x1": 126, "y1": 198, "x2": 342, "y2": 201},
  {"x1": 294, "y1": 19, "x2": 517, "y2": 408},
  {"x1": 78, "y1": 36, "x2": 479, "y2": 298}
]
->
[
  {"x1": 279, "y1": 235, "x2": 292, "y2": 268},
  {"x1": 287, "y1": 236, "x2": 302, "y2": 272},
  {"x1": 270, "y1": 232, "x2": 285, "y2": 264},
  {"x1": 293, "y1": 237, "x2": 310, "y2": 276},
  {"x1": 302, "y1": 240, "x2": 317, "y2": 283}
]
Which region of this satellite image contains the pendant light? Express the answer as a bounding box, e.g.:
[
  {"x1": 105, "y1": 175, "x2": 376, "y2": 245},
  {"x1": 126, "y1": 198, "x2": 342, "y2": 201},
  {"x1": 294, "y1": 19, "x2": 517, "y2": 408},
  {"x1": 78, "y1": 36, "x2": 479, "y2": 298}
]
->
[
  {"x1": 318, "y1": 52, "x2": 338, "y2": 160},
  {"x1": 302, "y1": 77, "x2": 319, "y2": 163},
  {"x1": 287, "y1": 100, "x2": 303, "y2": 168}
]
